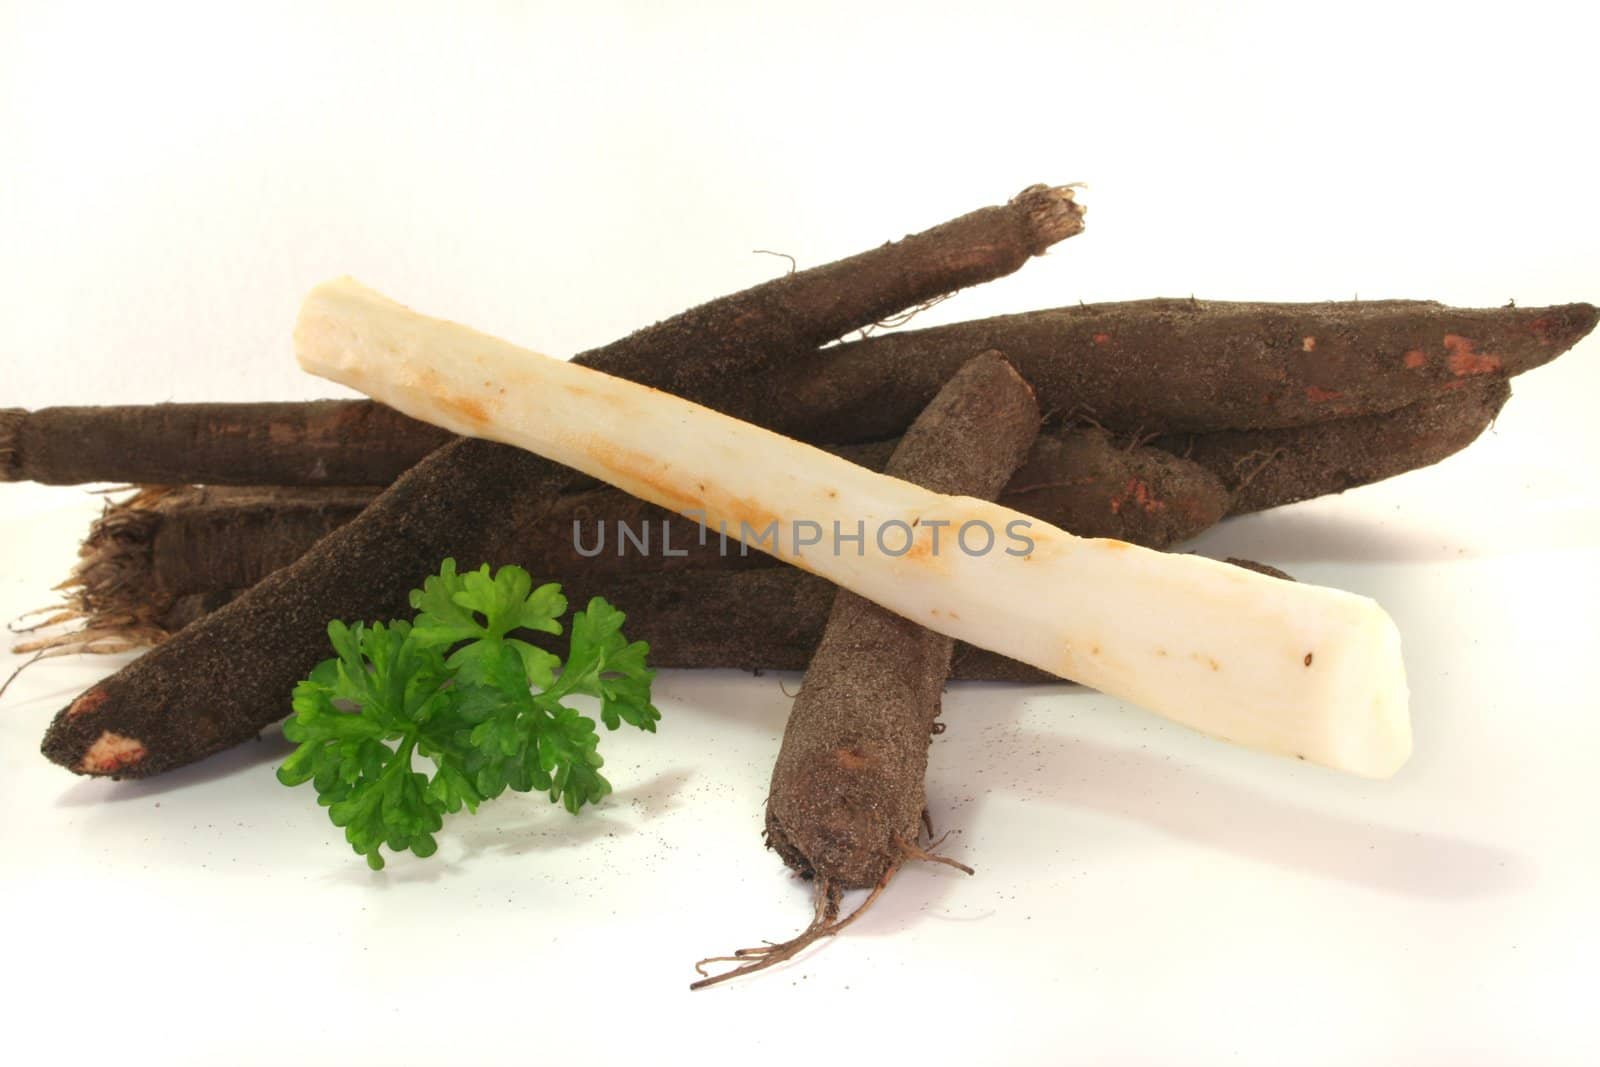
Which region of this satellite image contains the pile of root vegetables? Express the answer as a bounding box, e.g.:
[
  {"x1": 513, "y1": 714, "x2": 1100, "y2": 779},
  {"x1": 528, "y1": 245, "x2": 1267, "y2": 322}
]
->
[{"x1": 4, "y1": 184, "x2": 1594, "y2": 986}]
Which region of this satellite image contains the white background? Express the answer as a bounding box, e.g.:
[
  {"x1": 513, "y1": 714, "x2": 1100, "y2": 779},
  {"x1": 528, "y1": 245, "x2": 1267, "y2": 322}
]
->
[{"x1": 3, "y1": 2, "x2": 1597, "y2": 1063}]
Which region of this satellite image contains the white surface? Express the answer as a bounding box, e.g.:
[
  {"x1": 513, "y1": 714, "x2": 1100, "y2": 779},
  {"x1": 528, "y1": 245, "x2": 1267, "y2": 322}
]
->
[{"x1": 2, "y1": 2, "x2": 1597, "y2": 1064}]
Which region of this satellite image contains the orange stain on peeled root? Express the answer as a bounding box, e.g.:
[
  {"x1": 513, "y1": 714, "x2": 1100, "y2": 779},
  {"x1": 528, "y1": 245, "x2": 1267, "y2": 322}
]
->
[
  {"x1": 440, "y1": 394, "x2": 490, "y2": 425},
  {"x1": 1443, "y1": 334, "x2": 1503, "y2": 376},
  {"x1": 1403, "y1": 349, "x2": 1427, "y2": 369}
]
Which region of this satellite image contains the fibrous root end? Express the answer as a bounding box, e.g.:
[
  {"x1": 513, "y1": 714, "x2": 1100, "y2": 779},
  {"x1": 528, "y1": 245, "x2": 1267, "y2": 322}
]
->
[{"x1": 1013, "y1": 184, "x2": 1087, "y2": 251}]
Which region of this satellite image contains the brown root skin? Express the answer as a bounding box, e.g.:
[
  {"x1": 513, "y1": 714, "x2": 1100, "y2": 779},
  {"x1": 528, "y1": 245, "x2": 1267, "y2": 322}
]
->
[
  {"x1": 0, "y1": 401, "x2": 449, "y2": 487},
  {"x1": 763, "y1": 352, "x2": 1038, "y2": 891},
  {"x1": 0, "y1": 408, "x2": 23, "y2": 481},
  {"x1": 1004, "y1": 427, "x2": 1228, "y2": 545},
  {"x1": 1166, "y1": 379, "x2": 1512, "y2": 513},
  {"x1": 15, "y1": 487, "x2": 378, "y2": 658},
  {"x1": 1223, "y1": 558, "x2": 1295, "y2": 582},
  {"x1": 25, "y1": 425, "x2": 1223, "y2": 660},
  {"x1": 4, "y1": 294, "x2": 1581, "y2": 490},
  {"x1": 41, "y1": 184, "x2": 1086, "y2": 779},
  {"x1": 24, "y1": 551, "x2": 1293, "y2": 685},
  {"x1": 766, "y1": 299, "x2": 1596, "y2": 442}
]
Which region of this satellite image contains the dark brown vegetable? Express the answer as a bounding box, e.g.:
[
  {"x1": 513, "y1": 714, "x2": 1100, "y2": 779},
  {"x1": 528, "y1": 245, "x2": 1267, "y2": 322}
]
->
[
  {"x1": 6, "y1": 300, "x2": 1583, "y2": 488},
  {"x1": 0, "y1": 402, "x2": 447, "y2": 486},
  {"x1": 1165, "y1": 379, "x2": 1511, "y2": 513},
  {"x1": 15, "y1": 486, "x2": 379, "y2": 656},
  {"x1": 22, "y1": 376, "x2": 1512, "y2": 678},
  {"x1": 23, "y1": 425, "x2": 1220, "y2": 657},
  {"x1": 40, "y1": 183, "x2": 1087, "y2": 778},
  {"x1": 694, "y1": 350, "x2": 1039, "y2": 989},
  {"x1": 760, "y1": 298, "x2": 1595, "y2": 442}
]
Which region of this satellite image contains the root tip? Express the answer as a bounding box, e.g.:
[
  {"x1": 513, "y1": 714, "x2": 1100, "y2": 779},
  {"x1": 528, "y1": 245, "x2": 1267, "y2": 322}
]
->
[{"x1": 1567, "y1": 301, "x2": 1599, "y2": 343}]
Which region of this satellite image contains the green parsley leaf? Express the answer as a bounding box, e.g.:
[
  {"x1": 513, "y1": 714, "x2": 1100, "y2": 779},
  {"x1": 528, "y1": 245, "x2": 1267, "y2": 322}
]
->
[
  {"x1": 558, "y1": 597, "x2": 662, "y2": 733},
  {"x1": 279, "y1": 560, "x2": 659, "y2": 868}
]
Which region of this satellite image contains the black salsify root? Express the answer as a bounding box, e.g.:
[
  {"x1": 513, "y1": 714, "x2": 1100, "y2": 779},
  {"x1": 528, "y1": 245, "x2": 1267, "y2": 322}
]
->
[{"x1": 688, "y1": 832, "x2": 974, "y2": 990}]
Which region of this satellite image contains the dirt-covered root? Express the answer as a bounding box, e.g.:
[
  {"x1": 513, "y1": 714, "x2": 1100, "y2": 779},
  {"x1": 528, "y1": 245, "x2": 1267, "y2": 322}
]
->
[
  {"x1": 1173, "y1": 380, "x2": 1512, "y2": 514},
  {"x1": 768, "y1": 299, "x2": 1595, "y2": 442},
  {"x1": 761, "y1": 352, "x2": 1038, "y2": 891},
  {"x1": 0, "y1": 401, "x2": 450, "y2": 487},
  {"x1": 13, "y1": 486, "x2": 375, "y2": 659},
  {"x1": 42, "y1": 184, "x2": 1083, "y2": 780}
]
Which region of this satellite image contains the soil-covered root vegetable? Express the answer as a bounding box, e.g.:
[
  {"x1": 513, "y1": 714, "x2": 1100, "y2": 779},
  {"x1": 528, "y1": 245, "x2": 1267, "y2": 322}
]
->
[
  {"x1": 693, "y1": 350, "x2": 1039, "y2": 989},
  {"x1": 0, "y1": 401, "x2": 448, "y2": 486},
  {"x1": 14, "y1": 383, "x2": 1508, "y2": 663},
  {"x1": 21, "y1": 555, "x2": 1300, "y2": 687},
  {"x1": 23, "y1": 380, "x2": 1510, "y2": 661},
  {"x1": 1165, "y1": 380, "x2": 1512, "y2": 513},
  {"x1": 5, "y1": 293, "x2": 1589, "y2": 489},
  {"x1": 297, "y1": 278, "x2": 1412, "y2": 778},
  {"x1": 1003, "y1": 427, "x2": 1228, "y2": 544},
  {"x1": 762, "y1": 298, "x2": 1596, "y2": 441},
  {"x1": 41, "y1": 183, "x2": 1086, "y2": 779},
  {"x1": 23, "y1": 425, "x2": 1225, "y2": 657},
  {"x1": 13, "y1": 486, "x2": 378, "y2": 657}
]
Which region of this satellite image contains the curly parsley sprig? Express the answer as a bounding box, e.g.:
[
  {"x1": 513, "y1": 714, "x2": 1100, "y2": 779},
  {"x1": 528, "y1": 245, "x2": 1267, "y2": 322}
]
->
[{"x1": 278, "y1": 559, "x2": 660, "y2": 869}]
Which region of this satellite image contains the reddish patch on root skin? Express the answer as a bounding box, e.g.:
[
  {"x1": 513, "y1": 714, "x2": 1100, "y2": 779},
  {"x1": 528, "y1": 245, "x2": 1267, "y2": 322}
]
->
[
  {"x1": 1403, "y1": 349, "x2": 1427, "y2": 369},
  {"x1": 1304, "y1": 386, "x2": 1343, "y2": 403},
  {"x1": 1108, "y1": 478, "x2": 1166, "y2": 515},
  {"x1": 67, "y1": 688, "x2": 109, "y2": 719},
  {"x1": 1092, "y1": 332, "x2": 1112, "y2": 345},
  {"x1": 835, "y1": 749, "x2": 868, "y2": 771},
  {"x1": 1444, "y1": 334, "x2": 1503, "y2": 376},
  {"x1": 79, "y1": 732, "x2": 146, "y2": 774},
  {"x1": 1301, "y1": 336, "x2": 1317, "y2": 352},
  {"x1": 1527, "y1": 317, "x2": 1554, "y2": 344}
]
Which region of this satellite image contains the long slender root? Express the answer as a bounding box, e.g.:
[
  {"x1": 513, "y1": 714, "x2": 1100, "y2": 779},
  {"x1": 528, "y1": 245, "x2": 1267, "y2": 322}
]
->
[
  {"x1": 14, "y1": 627, "x2": 158, "y2": 656},
  {"x1": 898, "y1": 831, "x2": 976, "y2": 876},
  {"x1": 8, "y1": 605, "x2": 77, "y2": 634},
  {"x1": 0, "y1": 650, "x2": 46, "y2": 702},
  {"x1": 689, "y1": 824, "x2": 976, "y2": 991},
  {"x1": 690, "y1": 863, "x2": 900, "y2": 991}
]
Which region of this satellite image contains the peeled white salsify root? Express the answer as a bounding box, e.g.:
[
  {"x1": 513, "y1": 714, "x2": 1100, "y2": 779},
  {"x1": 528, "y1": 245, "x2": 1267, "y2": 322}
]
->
[{"x1": 295, "y1": 277, "x2": 1412, "y2": 778}]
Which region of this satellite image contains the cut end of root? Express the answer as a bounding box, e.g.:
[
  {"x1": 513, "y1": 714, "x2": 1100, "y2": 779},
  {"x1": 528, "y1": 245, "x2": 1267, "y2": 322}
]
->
[
  {"x1": 77, "y1": 730, "x2": 147, "y2": 775},
  {"x1": 0, "y1": 408, "x2": 24, "y2": 482},
  {"x1": 1013, "y1": 184, "x2": 1087, "y2": 252},
  {"x1": 40, "y1": 694, "x2": 131, "y2": 777}
]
